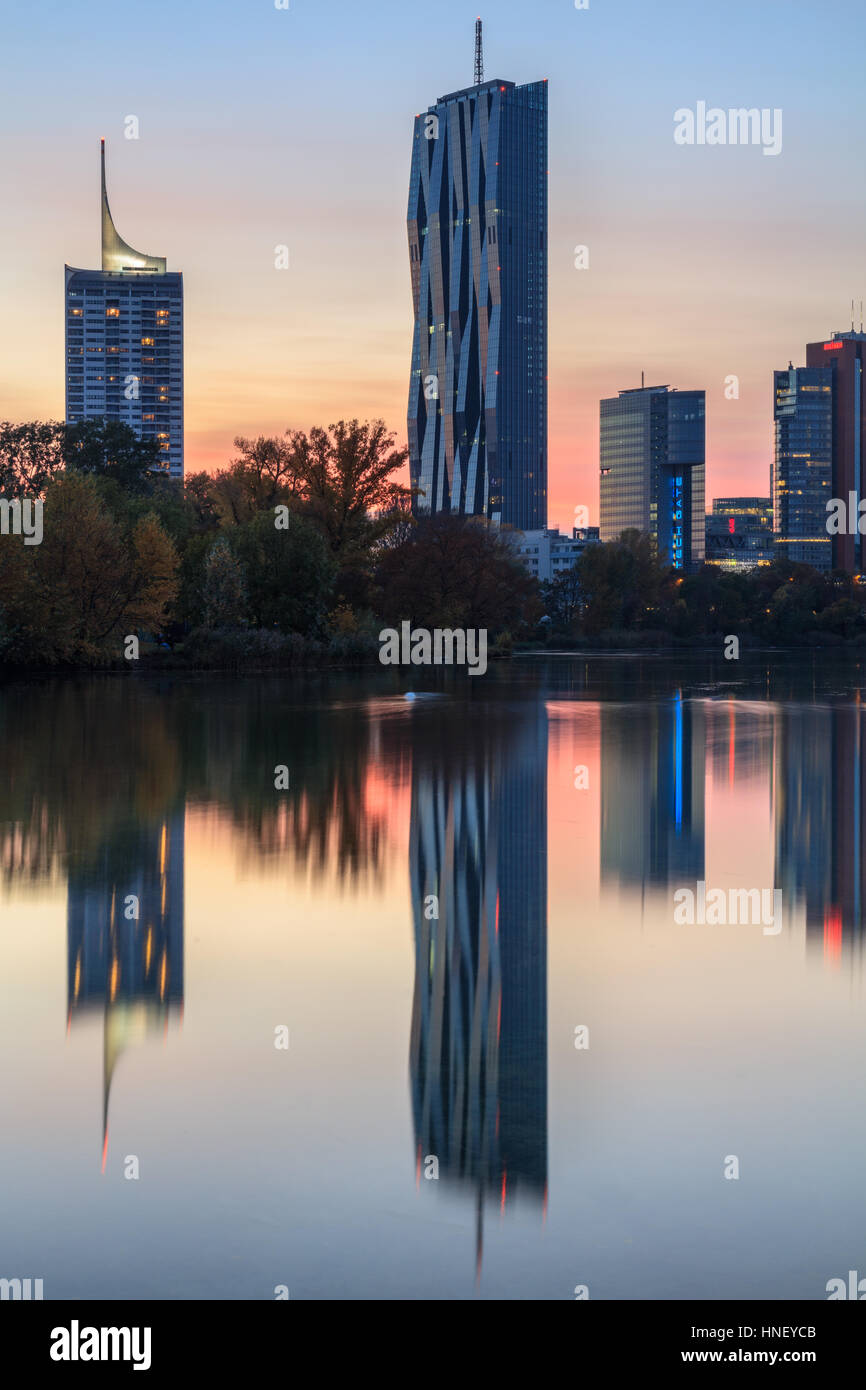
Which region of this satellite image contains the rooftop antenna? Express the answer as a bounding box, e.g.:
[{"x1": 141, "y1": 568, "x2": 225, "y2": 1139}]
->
[
  {"x1": 861, "y1": 300, "x2": 863, "y2": 332},
  {"x1": 474, "y1": 17, "x2": 484, "y2": 85},
  {"x1": 641, "y1": 370, "x2": 645, "y2": 388},
  {"x1": 852, "y1": 299, "x2": 856, "y2": 332}
]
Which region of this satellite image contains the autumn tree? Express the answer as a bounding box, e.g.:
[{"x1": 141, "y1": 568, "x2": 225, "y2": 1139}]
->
[
  {"x1": 0, "y1": 472, "x2": 178, "y2": 663},
  {"x1": 200, "y1": 537, "x2": 248, "y2": 629},
  {"x1": 375, "y1": 513, "x2": 539, "y2": 633}
]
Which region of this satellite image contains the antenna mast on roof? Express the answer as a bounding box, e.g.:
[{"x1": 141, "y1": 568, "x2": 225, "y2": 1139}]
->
[{"x1": 475, "y1": 17, "x2": 484, "y2": 85}]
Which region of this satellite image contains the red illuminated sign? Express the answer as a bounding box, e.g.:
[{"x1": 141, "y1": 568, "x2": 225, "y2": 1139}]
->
[
  {"x1": 728, "y1": 518, "x2": 735, "y2": 534},
  {"x1": 824, "y1": 341, "x2": 844, "y2": 350}
]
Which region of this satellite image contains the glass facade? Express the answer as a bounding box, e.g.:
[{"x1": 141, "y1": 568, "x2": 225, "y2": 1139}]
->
[
  {"x1": 65, "y1": 142, "x2": 184, "y2": 479},
  {"x1": 599, "y1": 385, "x2": 705, "y2": 570},
  {"x1": 705, "y1": 497, "x2": 774, "y2": 570},
  {"x1": 804, "y1": 332, "x2": 866, "y2": 573},
  {"x1": 773, "y1": 367, "x2": 832, "y2": 571},
  {"x1": 407, "y1": 77, "x2": 547, "y2": 528}
]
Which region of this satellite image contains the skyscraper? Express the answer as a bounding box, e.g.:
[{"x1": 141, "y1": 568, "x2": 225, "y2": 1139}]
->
[
  {"x1": 772, "y1": 364, "x2": 833, "y2": 571},
  {"x1": 407, "y1": 24, "x2": 547, "y2": 528},
  {"x1": 805, "y1": 330, "x2": 866, "y2": 572},
  {"x1": 599, "y1": 384, "x2": 706, "y2": 570},
  {"x1": 65, "y1": 141, "x2": 184, "y2": 478}
]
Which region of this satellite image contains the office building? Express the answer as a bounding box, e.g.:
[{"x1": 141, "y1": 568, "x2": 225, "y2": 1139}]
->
[
  {"x1": 599, "y1": 384, "x2": 705, "y2": 570},
  {"x1": 772, "y1": 365, "x2": 833, "y2": 571},
  {"x1": 705, "y1": 497, "x2": 773, "y2": 570},
  {"x1": 805, "y1": 330, "x2": 866, "y2": 572}
]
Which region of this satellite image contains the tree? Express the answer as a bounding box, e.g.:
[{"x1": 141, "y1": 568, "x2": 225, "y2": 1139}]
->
[
  {"x1": 231, "y1": 510, "x2": 336, "y2": 636},
  {"x1": 288, "y1": 419, "x2": 412, "y2": 576},
  {"x1": 375, "y1": 513, "x2": 539, "y2": 632},
  {"x1": 200, "y1": 537, "x2": 248, "y2": 629},
  {"x1": 0, "y1": 420, "x2": 65, "y2": 496},
  {"x1": 543, "y1": 565, "x2": 583, "y2": 632},
  {"x1": 63, "y1": 418, "x2": 162, "y2": 492},
  {"x1": 577, "y1": 530, "x2": 669, "y2": 635},
  {"x1": 0, "y1": 472, "x2": 178, "y2": 662}
]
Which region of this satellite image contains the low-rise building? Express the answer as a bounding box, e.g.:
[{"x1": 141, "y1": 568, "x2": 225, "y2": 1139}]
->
[
  {"x1": 511, "y1": 527, "x2": 600, "y2": 583},
  {"x1": 705, "y1": 497, "x2": 774, "y2": 571}
]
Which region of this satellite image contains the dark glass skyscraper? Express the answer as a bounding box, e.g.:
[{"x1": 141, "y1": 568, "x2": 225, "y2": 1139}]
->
[
  {"x1": 65, "y1": 141, "x2": 184, "y2": 479},
  {"x1": 772, "y1": 365, "x2": 833, "y2": 571},
  {"x1": 407, "y1": 44, "x2": 547, "y2": 527},
  {"x1": 599, "y1": 385, "x2": 705, "y2": 570},
  {"x1": 805, "y1": 331, "x2": 866, "y2": 572}
]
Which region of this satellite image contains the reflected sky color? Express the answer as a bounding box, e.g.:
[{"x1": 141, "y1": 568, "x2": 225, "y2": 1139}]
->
[
  {"x1": 2, "y1": 0, "x2": 866, "y2": 526},
  {"x1": 0, "y1": 660, "x2": 864, "y2": 1299}
]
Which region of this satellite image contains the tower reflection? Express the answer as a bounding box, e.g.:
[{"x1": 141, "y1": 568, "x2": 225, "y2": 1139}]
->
[
  {"x1": 774, "y1": 703, "x2": 866, "y2": 963},
  {"x1": 67, "y1": 814, "x2": 184, "y2": 1168},
  {"x1": 408, "y1": 701, "x2": 548, "y2": 1276},
  {"x1": 601, "y1": 695, "x2": 705, "y2": 892}
]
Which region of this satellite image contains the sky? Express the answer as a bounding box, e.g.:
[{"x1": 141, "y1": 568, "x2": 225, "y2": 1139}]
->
[{"x1": 2, "y1": 0, "x2": 865, "y2": 530}]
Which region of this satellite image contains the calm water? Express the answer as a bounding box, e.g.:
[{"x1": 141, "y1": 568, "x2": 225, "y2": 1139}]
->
[{"x1": 1, "y1": 655, "x2": 865, "y2": 1300}]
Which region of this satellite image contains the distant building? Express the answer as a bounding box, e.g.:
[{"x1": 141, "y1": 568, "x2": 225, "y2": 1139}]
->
[
  {"x1": 512, "y1": 526, "x2": 599, "y2": 583},
  {"x1": 773, "y1": 365, "x2": 833, "y2": 571},
  {"x1": 599, "y1": 384, "x2": 705, "y2": 571},
  {"x1": 705, "y1": 497, "x2": 774, "y2": 570},
  {"x1": 805, "y1": 331, "x2": 866, "y2": 572},
  {"x1": 65, "y1": 141, "x2": 184, "y2": 478},
  {"x1": 407, "y1": 23, "x2": 547, "y2": 528}
]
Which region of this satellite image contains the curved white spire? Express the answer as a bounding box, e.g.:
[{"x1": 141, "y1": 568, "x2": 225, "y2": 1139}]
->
[{"x1": 101, "y1": 139, "x2": 166, "y2": 274}]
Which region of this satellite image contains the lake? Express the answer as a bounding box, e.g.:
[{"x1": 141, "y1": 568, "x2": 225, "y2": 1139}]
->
[{"x1": 1, "y1": 654, "x2": 864, "y2": 1300}]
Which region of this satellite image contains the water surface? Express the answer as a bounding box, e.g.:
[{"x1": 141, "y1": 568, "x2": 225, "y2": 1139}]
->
[{"x1": 1, "y1": 656, "x2": 864, "y2": 1299}]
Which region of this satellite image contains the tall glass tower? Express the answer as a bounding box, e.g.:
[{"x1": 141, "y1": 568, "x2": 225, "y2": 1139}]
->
[
  {"x1": 65, "y1": 141, "x2": 184, "y2": 479},
  {"x1": 772, "y1": 365, "x2": 833, "y2": 571},
  {"x1": 407, "y1": 26, "x2": 547, "y2": 528},
  {"x1": 599, "y1": 384, "x2": 706, "y2": 570}
]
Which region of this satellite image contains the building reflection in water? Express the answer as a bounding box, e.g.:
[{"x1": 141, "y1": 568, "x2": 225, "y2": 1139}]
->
[
  {"x1": 67, "y1": 814, "x2": 184, "y2": 1169},
  {"x1": 601, "y1": 694, "x2": 705, "y2": 892},
  {"x1": 774, "y1": 702, "x2": 866, "y2": 964},
  {"x1": 408, "y1": 702, "x2": 548, "y2": 1277}
]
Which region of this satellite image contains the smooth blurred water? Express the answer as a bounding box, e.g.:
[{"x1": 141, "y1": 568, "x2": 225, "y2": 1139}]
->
[{"x1": 1, "y1": 655, "x2": 864, "y2": 1300}]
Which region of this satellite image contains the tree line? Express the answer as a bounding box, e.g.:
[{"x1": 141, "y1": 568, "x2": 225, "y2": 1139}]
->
[
  {"x1": 3, "y1": 418, "x2": 862, "y2": 666},
  {"x1": 0, "y1": 418, "x2": 535, "y2": 666}
]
